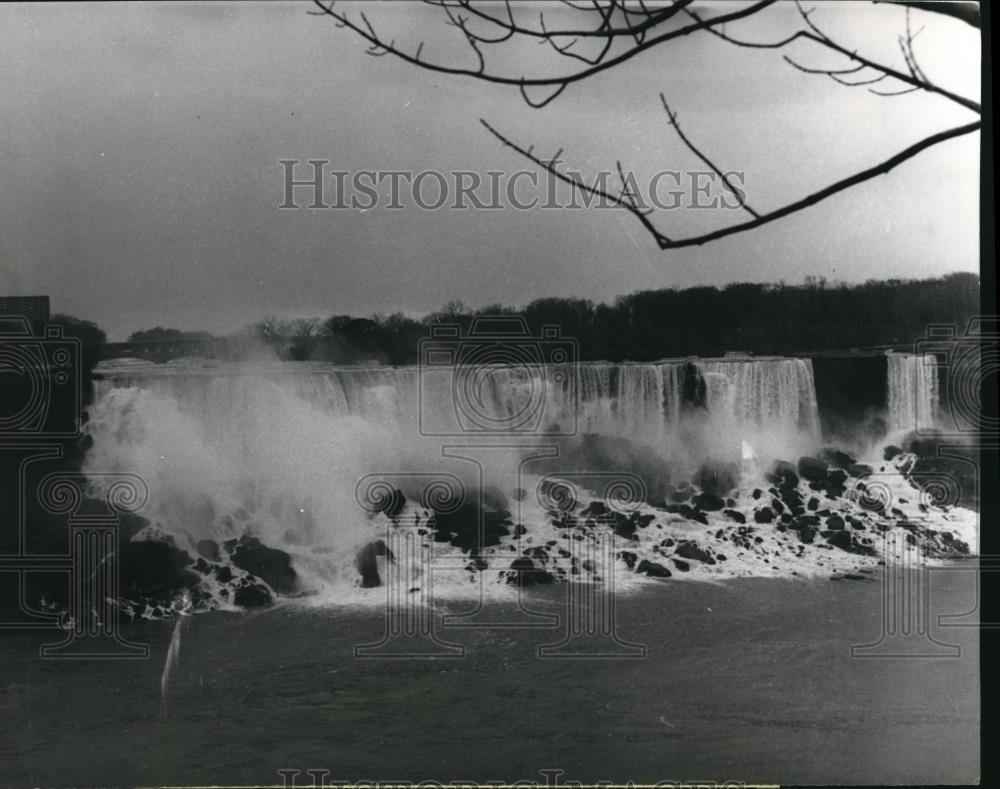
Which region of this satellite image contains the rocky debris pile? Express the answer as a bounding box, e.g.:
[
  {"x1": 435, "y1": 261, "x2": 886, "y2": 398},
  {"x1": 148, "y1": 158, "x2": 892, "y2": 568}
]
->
[
  {"x1": 112, "y1": 532, "x2": 300, "y2": 617},
  {"x1": 495, "y1": 448, "x2": 973, "y2": 587},
  {"x1": 91, "y1": 441, "x2": 978, "y2": 617}
]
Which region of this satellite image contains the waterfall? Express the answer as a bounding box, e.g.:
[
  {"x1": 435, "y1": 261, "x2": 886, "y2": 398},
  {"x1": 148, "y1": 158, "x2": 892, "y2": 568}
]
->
[
  {"x1": 698, "y1": 358, "x2": 821, "y2": 461},
  {"x1": 85, "y1": 356, "x2": 824, "y2": 592},
  {"x1": 886, "y1": 353, "x2": 939, "y2": 434},
  {"x1": 91, "y1": 357, "x2": 821, "y2": 465}
]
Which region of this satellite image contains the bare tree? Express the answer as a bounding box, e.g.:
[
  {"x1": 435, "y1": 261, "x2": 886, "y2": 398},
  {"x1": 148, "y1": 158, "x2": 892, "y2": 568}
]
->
[{"x1": 311, "y1": 0, "x2": 980, "y2": 250}]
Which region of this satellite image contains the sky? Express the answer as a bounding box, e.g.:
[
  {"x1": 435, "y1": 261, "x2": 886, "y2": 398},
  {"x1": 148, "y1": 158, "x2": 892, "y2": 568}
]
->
[{"x1": 0, "y1": 1, "x2": 981, "y2": 340}]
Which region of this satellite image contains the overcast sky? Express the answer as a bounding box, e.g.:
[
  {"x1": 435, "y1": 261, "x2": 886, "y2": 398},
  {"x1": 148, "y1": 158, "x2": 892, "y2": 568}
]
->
[{"x1": 0, "y1": 1, "x2": 981, "y2": 340}]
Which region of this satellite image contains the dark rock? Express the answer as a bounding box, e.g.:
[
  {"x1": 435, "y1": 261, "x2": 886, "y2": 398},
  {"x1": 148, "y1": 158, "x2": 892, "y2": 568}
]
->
[
  {"x1": 675, "y1": 542, "x2": 717, "y2": 565},
  {"x1": 818, "y1": 448, "x2": 856, "y2": 469},
  {"x1": 797, "y1": 456, "x2": 829, "y2": 482},
  {"x1": 884, "y1": 445, "x2": 903, "y2": 461},
  {"x1": 826, "y1": 530, "x2": 878, "y2": 556},
  {"x1": 433, "y1": 496, "x2": 512, "y2": 551},
  {"x1": 771, "y1": 464, "x2": 800, "y2": 490},
  {"x1": 668, "y1": 503, "x2": 709, "y2": 525},
  {"x1": 617, "y1": 551, "x2": 638, "y2": 570},
  {"x1": 694, "y1": 461, "x2": 739, "y2": 497},
  {"x1": 234, "y1": 582, "x2": 272, "y2": 608},
  {"x1": 723, "y1": 509, "x2": 746, "y2": 524},
  {"x1": 826, "y1": 514, "x2": 845, "y2": 531},
  {"x1": 581, "y1": 500, "x2": 610, "y2": 518},
  {"x1": 847, "y1": 463, "x2": 873, "y2": 478},
  {"x1": 231, "y1": 540, "x2": 298, "y2": 594},
  {"x1": 826, "y1": 530, "x2": 853, "y2": 551},
  {"x1": 906, "y1": 444, "x2": 979, "y2": 511},
  {"x1": 507, "y1": 556, "x2": 554, "y2": 587},
  {"x1": 671, "y1": 558, "x2": 690, "y2": 572},
  {"x1": 754, "y1": 507, "x2": 775, "y2": 524},
  {"x1": 378, "y1": 486, "x2": 407, "y2": 518},
  {"x1": 692, "y1": 492, "x2": 725, "y2": 511},
  {"x1": 196, "y1": 539, "x2": 221, "y2": 563},
  {"x1": 636, "y1": 559, "x2": 672, "y2": 578},
  {"x1": 635, "y1": 513, "x2": 656, "y2": 530},
  {"x1": 119, "y1": 541, "x2": 199, "y2": 601},
  {"x1": 825, "y1": 469, "x2": 847, "y2": 488},
  {"x1": 680, "y1": 360, "x2": 707, "y2": 410},
  {"x1": 354, "y1": 539, "x2": 394, "y2": 588}
]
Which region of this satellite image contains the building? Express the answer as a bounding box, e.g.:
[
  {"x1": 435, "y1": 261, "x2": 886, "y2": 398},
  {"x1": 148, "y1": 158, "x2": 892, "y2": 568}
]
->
[{"x1": 0, "y1": 296, "x2": 50, "y2": 325}]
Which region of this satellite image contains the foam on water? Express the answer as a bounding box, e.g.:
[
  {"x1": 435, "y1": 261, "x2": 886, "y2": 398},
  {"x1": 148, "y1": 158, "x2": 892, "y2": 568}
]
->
[{"x1": 85, "y1": 356, "x2": 973, "y2": 608}]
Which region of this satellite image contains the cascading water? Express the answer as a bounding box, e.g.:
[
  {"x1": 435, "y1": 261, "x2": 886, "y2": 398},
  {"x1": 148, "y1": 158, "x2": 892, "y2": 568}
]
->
[
  {"x1": 886, "y1": 353, "x2": 939, "y2": 435},
  {"x1": 84, "y1": 354, "x2": 972, "y2": 605}
]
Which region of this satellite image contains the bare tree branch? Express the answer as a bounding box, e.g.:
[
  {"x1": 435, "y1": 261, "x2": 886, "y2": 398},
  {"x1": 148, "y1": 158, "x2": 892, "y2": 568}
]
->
[
  {"x1": 876, "y1": 0, "x2": 980, "y2": 28},
  {"x1": 482, "y1": 118, "x2": 980, "y2": 250},
  {"x1": 311, "y1": 0, "x2": 779, "y2": 93},
  {"x1": 688, "y1": 2, "x2": 979, "y2": 114},
  {"x1": 314, "y1": 1, "x2": 981, "y2": 253},
  {"x1": 659, "y1": 94, "x2": 759, "y2": 219}
]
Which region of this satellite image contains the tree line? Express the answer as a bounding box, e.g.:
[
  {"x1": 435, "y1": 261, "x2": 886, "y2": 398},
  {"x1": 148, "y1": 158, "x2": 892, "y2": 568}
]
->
[{"x1": 121, "y1": 273, "x2": 979, "y2": 364}]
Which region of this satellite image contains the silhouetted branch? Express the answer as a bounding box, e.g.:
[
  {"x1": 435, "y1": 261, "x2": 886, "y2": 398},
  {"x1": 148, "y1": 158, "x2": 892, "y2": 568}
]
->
[
  {"x1": 311, "y1": 0, "x2": 777, "y2": 95},
  {"x1": 482, "y1": 118, "x2": 980, "y2": 250},
  {"x1": 314, "y1": 0, "x2": 980, "y2": 252},
  {"x1": 659, "y1": 94, "x2": 759, "y2": 219}
]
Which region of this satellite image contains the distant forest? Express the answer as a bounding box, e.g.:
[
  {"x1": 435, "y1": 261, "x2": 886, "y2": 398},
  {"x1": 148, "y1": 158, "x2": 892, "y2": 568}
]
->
[{"x1": 122, "y1": 273, "x2": 980, "y2": 364}]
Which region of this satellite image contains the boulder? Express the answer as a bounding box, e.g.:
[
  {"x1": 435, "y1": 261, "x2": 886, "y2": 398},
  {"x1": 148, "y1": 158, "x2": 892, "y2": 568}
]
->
[
  {"x1": 233, "y1": 582, "x2": 272, "y2": 608},
  {"x1": 826, "y1": 530, "x2": 878, "y2": 556},
  {"x1": 694, "y1": 461, "x2": 739, "y2": 496},
  {"x1": 355, "y1": 539, "x2": 394, "y2": 588},
  {"x1": 229, "y1": 537, "x2": 298, "y2": 594},
  {"x1": 818, "y1": 448, "x2": 857, "y2": 469},
  {"x1": 884, "y1": 445, "x2": 903, "y2": 461},
  {"x1": 797, "y1": 456, "x2": 829, "y2": 482},
  {"x1": 692, "y1": 492, "x2": 725, "y2": 512},
  {"x1": 753, "y1": 507, "x2": 775, "y2": 524},
  {"x1": 773, "y1": 460, "x2": 798, "y2": 482},
  {"x1": 119, "y1": 541, "x2": 200, "y2": 602},
  {"x1": 196, "y1": 539, "x2": 221, "y2": 563},
  {"x1": 826, "y1": 469, "x2": 848, "y2": 487},
  {"x1": 636, "y1": 559, "x2": 672, "y2": 578},
  {"x1": 433, "y1": 496, "x2": 512, "y2": 551},
  {"x1": 680, "y1": 361, "x2": 707, "y2": 410},
  {"x1": 847, "y1": 463, "x2": 873, "y2": 478},
  {"x1": 507, "y1": 556, "x2": 554, "y2": 587},
  {"x1": 675, "y1": 542, "x2": 717, "y2": 565}
]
